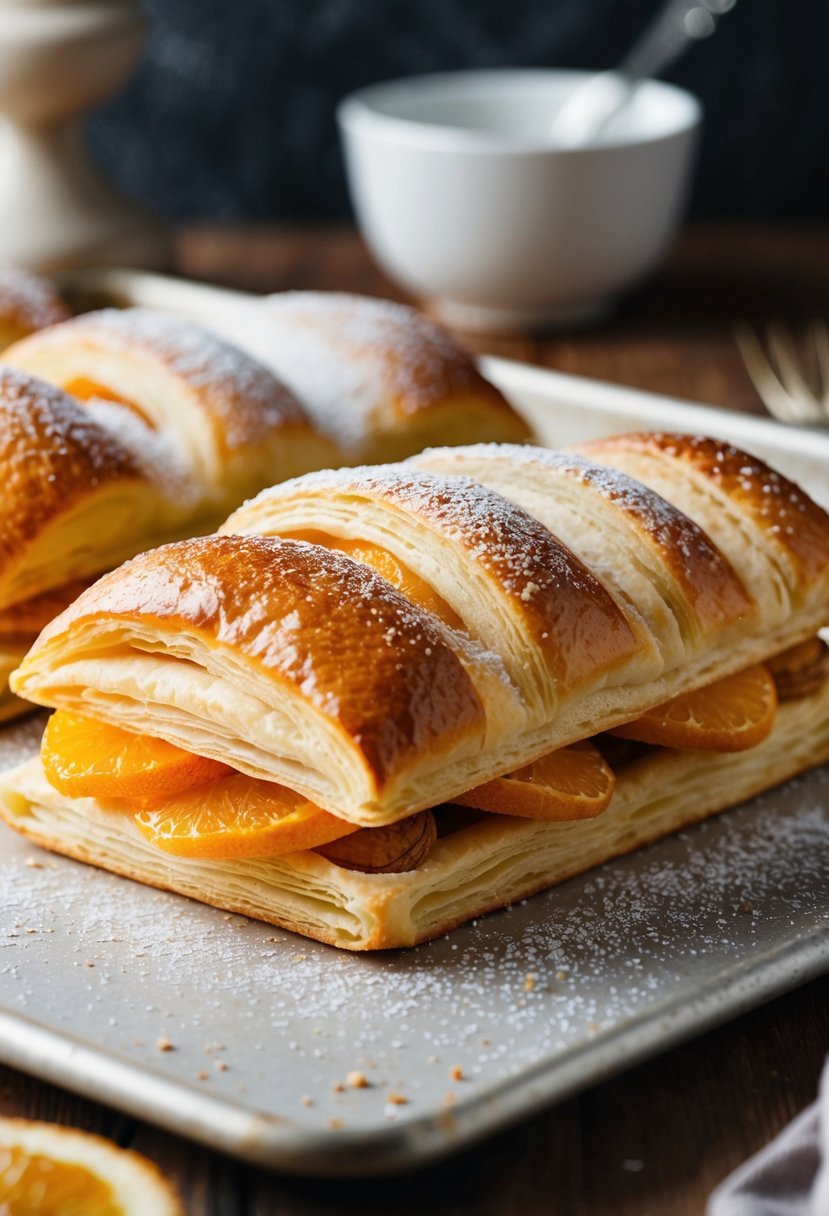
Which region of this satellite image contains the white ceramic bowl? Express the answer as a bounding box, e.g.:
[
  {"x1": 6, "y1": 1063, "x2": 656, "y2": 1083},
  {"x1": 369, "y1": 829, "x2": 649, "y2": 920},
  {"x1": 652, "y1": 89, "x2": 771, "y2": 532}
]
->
[{"x1": 338, "y1": 70, "x2": 701, "y2": 333}]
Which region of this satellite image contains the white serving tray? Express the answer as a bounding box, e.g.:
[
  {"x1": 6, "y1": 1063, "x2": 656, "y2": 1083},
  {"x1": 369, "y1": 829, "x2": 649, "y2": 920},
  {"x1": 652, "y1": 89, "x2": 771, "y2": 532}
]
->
[{"x1": 0, "y1": 270, "x2": 827, "y2": 1176}]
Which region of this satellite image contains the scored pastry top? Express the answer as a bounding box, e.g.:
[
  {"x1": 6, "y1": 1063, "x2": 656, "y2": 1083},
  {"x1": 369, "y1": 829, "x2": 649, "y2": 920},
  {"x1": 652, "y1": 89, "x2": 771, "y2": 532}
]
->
[
  {"x1": 409, "y1": 443, "x2": 755, "y2": 643},
  {"x1": 223, "y1": 464, "x2": 641, "y2": 711},
  {"x1": 0, "y1": 295, "x2": 527, "y2": 726}
]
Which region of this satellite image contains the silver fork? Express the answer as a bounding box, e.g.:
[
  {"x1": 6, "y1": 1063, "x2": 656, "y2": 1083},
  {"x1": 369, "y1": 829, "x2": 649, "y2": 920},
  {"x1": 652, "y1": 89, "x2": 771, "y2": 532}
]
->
[{"x1": 735, "y1": 320, "x2": 829, "y2": 425}]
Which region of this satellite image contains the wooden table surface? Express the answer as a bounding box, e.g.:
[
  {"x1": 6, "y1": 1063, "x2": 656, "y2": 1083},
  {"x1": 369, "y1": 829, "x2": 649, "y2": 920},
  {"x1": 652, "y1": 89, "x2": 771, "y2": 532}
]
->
[{"x1": 2, "y1": 224, "x2": 828, "y2": 1215}]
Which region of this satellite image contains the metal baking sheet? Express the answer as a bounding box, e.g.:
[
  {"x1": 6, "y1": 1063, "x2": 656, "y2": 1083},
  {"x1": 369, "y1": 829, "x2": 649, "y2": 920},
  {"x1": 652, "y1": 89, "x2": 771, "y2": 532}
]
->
[
  {"x1": 1, "y1": 271, "x2": 828, "y2": 1174},
  {"x1": 2, "y1": 718, "x2": 827, "y2": 1176}
]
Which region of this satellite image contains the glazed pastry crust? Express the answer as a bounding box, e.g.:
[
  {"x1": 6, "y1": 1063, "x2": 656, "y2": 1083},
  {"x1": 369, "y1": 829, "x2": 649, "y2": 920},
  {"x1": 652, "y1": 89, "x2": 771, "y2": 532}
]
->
[
  {"x1": 224, "y1": 465, "x2": 643, "y2": 714},
  {"x1": 0, "y1": 308, "x2": 335, "y2": 721},
  {"x1": 3, "y1": 674, "x2": 828, "y2": 951}
]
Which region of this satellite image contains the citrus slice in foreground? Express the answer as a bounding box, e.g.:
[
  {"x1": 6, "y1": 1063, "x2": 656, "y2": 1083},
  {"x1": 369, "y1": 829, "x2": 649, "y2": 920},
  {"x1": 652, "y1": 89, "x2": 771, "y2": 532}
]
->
[
  {"x1": 134, "y1": 771, "x2": 359, "y2": 859},
  {"x1": 0, "y1": 1117, "x2": 182, "y2": 1215},
  {"x1": 453, "y1": 741, "x2": 615, "y2": 821},
  {"x1": 42, "y1": 710, "x2": 231, "y2": 802},
  {"x1": 611, "y1": 662, "x2": 777, "y2": 752}
]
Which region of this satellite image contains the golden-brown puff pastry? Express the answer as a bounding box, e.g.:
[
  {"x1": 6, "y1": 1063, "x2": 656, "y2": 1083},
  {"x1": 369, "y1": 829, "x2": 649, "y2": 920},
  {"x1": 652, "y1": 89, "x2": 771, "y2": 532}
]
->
[
  {"x1": 11, "y1": 437, "x2": 829, "y2": 828},
  {"x1": 200, "y1": 291, "x2": 532, "y2": 462},
  {"x1": 0, "y1": 268, "x2": 68, "y2": 352}
]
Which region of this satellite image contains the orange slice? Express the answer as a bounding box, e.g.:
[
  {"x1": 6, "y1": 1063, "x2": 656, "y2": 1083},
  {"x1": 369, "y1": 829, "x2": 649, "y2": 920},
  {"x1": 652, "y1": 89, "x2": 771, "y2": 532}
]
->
[
  {"x1": 42, "y1": 710, "x2": 231, "y2": 802},
  {"x1": 611, "y1": 663, "x2": 777, "y2": 752},
  {"x1": 0, "y1": 1117, "x2": 182, "y2": 1214},
  {"x1": 134, "y1": 771, "x2": 358, "y2": 859},
  {"x1": 453, "y1": 741, "x2": 615, "y2": 821},
  {"x1": 290, "y1": 532, "x2": 462, "y2": 627}
]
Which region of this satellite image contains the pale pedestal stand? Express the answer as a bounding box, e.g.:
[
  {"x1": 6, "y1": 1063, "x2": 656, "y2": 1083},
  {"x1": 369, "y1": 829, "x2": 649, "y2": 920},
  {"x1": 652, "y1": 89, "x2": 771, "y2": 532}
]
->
[{"x1": 0, "y1": 0, "x2": 167, "y2": 271}]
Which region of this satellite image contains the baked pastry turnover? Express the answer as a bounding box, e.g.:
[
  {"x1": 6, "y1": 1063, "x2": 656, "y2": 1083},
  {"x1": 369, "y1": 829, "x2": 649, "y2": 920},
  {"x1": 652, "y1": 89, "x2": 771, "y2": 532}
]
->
[{"x1": 2, "y1": 434, "x2": 828, "y2": 949}]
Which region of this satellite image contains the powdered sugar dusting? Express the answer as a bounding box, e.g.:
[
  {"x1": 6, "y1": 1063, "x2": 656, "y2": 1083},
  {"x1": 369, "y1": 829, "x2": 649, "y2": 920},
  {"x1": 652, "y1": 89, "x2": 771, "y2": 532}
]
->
[
  {"x1": 83, "y1": 397, "x2": 194, "y2": 505},
  {"x1": 256, "y1": 463, "x2": 603, "y2": 602},
  {"x1": 245, "y1": 463, "x2": 638, "y2": 687},
  {"x1": 1, "y1": 744, "x2": 826, "y2": 1141},
  {"x1": 414, "y1": 443, "x2": 750, "y2": 624},
  {"x1": 210, "y1": 292, "x2": 497, "y2": 454},
  {"x1": 0, "y1": 366, "x2": 138, "y2": 476},
  {"x1": 263, "y1": 292, "x2": 480, "y2": 409}
]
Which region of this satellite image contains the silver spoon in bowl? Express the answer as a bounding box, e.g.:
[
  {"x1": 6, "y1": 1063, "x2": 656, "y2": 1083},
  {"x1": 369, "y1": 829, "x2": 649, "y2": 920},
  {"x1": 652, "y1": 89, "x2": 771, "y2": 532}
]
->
[{"x1": 549, "y1": 0, "x2": 738, "y2": 148}]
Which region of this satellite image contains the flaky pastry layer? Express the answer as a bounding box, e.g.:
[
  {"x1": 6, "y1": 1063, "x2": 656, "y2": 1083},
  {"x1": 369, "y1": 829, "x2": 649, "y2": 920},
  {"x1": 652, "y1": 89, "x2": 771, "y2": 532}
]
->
[{"x1": 2, "y1": 677, "x2": 828, "y2": 950}]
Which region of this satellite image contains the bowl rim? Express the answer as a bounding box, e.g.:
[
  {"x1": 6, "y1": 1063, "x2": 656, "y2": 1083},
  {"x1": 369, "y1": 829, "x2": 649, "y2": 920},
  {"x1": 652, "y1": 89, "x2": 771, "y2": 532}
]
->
[{"x1": 338, "y1": 68, "x2": 702, "y2": 156}]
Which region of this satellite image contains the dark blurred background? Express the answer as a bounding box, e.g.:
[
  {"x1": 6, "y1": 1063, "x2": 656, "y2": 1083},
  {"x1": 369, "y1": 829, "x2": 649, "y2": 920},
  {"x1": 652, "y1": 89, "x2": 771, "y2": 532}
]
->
[{"x1": 88, "y1": 0, "x2": 828, "y2": 223}]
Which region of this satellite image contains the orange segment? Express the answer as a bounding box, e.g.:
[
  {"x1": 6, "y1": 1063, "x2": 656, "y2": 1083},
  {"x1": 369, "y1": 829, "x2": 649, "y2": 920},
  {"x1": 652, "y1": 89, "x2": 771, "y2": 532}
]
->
[
  {"x1": 134, "y1": 772, "x2": 358, "y2": 859},
  {"x1": 42, "y1": 710, "x2": 232, "y2": 802},
  {"x1": 611, "y1": 662, "x2": 777, "y2": 752},
  {"x1": 453, "y1": 741, "x2": 615, "y2": 821},
  {"x1": 289, "y1": 531, "x2": 462, "y2": 628},
  {"x1": 65, "y1": 377, "x2": 153, "y2": 427},
  {"x1": 0, "y1": 1147, "x2": 121, "y2": 1215}
]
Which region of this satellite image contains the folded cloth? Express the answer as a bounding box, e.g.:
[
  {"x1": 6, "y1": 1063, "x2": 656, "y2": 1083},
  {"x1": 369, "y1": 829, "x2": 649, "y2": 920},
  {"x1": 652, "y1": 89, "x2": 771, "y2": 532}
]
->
[{"x1": 708, "y1": 1059, "x2": 829, "y2": 1216}]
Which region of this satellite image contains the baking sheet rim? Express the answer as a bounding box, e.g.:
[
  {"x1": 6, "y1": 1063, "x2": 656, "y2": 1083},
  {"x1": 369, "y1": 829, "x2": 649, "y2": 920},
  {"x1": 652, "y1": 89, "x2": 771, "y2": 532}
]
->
[{"x1": 1, "y1": 925, "x2": 826, "y2": 1176}]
